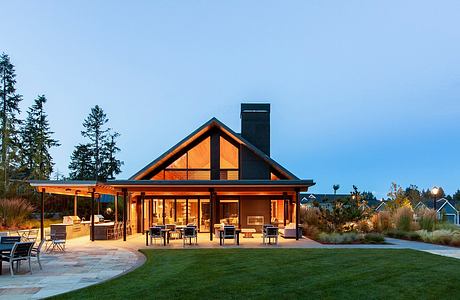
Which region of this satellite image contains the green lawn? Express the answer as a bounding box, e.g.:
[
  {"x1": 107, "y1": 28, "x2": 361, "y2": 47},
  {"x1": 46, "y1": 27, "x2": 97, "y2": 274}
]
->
[{"x1": 52, "y1": 249, "x2": 460, "y2": 300}]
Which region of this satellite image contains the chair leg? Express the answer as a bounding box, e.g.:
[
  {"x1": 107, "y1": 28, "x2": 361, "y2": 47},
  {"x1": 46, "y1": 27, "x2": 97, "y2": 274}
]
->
[
  {"x1": 9, "y1": 260, "x2": 14, "y2": 277},
  {"x1": 37, "y1": 253, "x2": 42, "y2": 270},
  {"x1": 29, "y1": 258, "x2": 32, "y2": 274}
]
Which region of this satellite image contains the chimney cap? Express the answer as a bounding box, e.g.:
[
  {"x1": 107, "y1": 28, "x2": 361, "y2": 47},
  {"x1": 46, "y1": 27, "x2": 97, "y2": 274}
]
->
[{"x1": 241, "y1": 103, "x2": 270, "y2": 114}]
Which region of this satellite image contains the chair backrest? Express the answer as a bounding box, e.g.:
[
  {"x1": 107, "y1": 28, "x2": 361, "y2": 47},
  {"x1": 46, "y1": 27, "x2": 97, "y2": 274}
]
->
[
  {"x1": 53, "y1": 232, "x2": 67, "y2": 241},
  {"x1": 157, "y1": 225, "x2": 166, "y2": 229},
  {"x1": 183, "y1": 226, "x2": 196, "y2": 237},
  {"x1": 223, "y1": 226, "x2": 235, "y2": 236},
  {"x1": 35, "y1": 239, "x2": 46, "y2": 253},
  {"x1": 11, "y1": 242, "x2": 34, "y2": 258},
  {"x1": 266, "y1": 227, "x2": 278, "y2": 236},
  {"x1": 1, "y1": 236, "x2": 21, "y2": 244},
  {"x1": 150, "y1": 227, "x2": 162, "y2": 236}
]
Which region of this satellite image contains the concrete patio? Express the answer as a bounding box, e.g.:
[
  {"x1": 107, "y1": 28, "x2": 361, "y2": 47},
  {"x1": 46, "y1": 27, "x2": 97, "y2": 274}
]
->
[{"x1": 1, "y1": 233, "x2": 460, "y2": 299}]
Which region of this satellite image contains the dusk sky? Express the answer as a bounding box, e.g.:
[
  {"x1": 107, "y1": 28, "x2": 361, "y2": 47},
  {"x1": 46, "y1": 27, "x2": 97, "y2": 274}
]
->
[{"x1": 2, "y1": 1, "x2": 459, "y2": 198}]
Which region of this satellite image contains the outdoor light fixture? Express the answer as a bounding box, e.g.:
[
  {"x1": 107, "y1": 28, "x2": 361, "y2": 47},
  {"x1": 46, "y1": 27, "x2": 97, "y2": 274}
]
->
[{"x1": 431, "y1": 186, "x2": 439, "y2": 210}]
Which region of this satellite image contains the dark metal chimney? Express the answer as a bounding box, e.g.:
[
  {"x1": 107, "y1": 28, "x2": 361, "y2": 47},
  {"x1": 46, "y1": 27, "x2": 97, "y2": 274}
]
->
[{"x1": 240, "y1": 103, "x2": 270, "y2": 155}]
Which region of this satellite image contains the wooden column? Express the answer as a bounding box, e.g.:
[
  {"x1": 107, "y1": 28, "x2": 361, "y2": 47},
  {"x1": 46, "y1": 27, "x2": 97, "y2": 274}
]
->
[
  {"x1": 141, "y1": 192, "x2": 145, "y2": 234},
  {"x1": 283, "y1": 192, "x2": 288, "y2": 227},
  {"x1": 210, "y1": 189, "x2": 214, "y2": 241},
  {"x1": 91, "y1": 189, "x2": 95, "y2": 242},
  {"x1": 123, "y1": 188, "x2": 127, "y2": 241},
  {"x1": 97, "y1": 194, "x2": 101, "y2": 215},
  {"x1": 238, "y1": 198, "x2": 241, "y2": 228},
  {"x1": 40, "y1": 188, "x2": 45, "y2": 241},
  {"x1": 197, "y1": 198, "x2": 201, "y2": 232},
  {"x1": 74, "y1": 192, "x2": 78, "y2": 216},
  {"x1": 149, "y1": 199, "x2": 153, "y2": 227},
  {"x1": 114, "y1": 192, "x2": 118, "y2": 223},
  {"x1": 162, "y1": 198, "x2": 165, "y2": 224},
  {"x1": 295, "y1": 189, "x2": 300, "y2": 240}
]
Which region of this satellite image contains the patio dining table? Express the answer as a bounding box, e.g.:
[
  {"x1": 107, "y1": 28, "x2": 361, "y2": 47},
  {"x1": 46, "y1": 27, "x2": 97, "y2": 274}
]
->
[
  {"x1": 0, "y1": 243, "x2": 14, "y2": 275},
  {"x1": 145, "y1": 229, "x2": 171, "y2": 246}
]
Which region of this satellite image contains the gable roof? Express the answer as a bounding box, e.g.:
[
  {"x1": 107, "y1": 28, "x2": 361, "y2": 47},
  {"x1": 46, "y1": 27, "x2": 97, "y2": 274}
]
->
[
  {"x1": 130, "y1": 117, "x2": 299, "y2": 180},
  {"x1": 414, "y1": 198, "x2": 458, "y2": 213}
]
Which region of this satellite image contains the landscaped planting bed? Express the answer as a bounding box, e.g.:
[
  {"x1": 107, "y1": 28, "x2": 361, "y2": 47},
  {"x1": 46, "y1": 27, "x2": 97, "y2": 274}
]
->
[{"x1": 52, "y1": 249, "x2": 460, "y2": 300}]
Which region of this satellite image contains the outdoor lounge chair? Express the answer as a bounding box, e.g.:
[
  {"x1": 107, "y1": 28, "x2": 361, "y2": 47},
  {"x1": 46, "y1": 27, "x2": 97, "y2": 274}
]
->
[
  {"x1": 182, "y1": 226, "x2": 197, "y2": 247},
  {"x1": 222, "y1": 226, "x2": 237, "y2": 245},
  {"x1": 0, "y1": 236, "x2": 21, "y2": 245},
  {"x1": 263, "y1": 226, "x2": 279, "y2": 245},
  {"x1": 30, "y1": 239, "x2": 46, "y2": 270},
  {"x1": 149, "y1": 227, "x2": 162, "y2": 245},
  {"x1": 1, "y1": 242, "x2": 34, "y2": 276}
]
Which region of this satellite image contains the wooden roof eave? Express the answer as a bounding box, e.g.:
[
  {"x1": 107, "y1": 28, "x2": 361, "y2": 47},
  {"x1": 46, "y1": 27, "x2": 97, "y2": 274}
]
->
[{"x1": 29, "y1": 180, "x2": 117, "y2": 197}]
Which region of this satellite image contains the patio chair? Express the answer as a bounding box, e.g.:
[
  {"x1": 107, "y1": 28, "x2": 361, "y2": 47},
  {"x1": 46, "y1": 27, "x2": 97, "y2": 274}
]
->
[
  {"x1": 166, "y1": 224, "x2": 180, "y2": 239},
  {"x1": 26, "y1": 229, "x2": 39, "y2": 242},
  {"x1": 107, "y1": 223, "x2": 116, "y2": 240},
  {"x1": 43, "y1": 228, "x2": 53, "y2": 251},
  {"x1": 30, "y1": 239, "x2": 46, "y2": 270},
  {"x1": 222, "y1": 226, "x2": 237, "y2": 245},
  {"x1": 0, "y1": 236, "x2": 21, "y2": 244},
  {"x1": 1, "y1": 241, "x2": 34, "y2": 276},
  {"x1": 263, "y1": 226, "x2": 279, "y2": 245},
  {"x1": 182, "y1": 226, "x2": 197, "y2": 247},
  {"x1": 49, "y1": 232, "x2": 66, "y2": 252},
  {"x1": 149, "y1": 227, "x2": 162, "y2": 245},
  {"x1": 0, "y1": 232, "x2": 8, "y2": 237}
]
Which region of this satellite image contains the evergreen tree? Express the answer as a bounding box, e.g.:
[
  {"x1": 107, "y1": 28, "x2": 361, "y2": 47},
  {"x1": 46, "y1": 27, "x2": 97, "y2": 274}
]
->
[
  {"x1": 405, "y1": 184, "x2": 421, "y2": 205},
  {"x1": 81, "y1": 105, "x2": 110, "y2": 180},
  {"x1": 68, "y1": 144, "x2": 94, "y2": 180},
  {"x1": 453, "y1": 190, "x2": 460, "y2": 202},
  {"x1": 69, "y1": 105, "x2": 123, "y2": 181},
  {"x1": 19, "y1": 95, "x2": 60, "y2": 180},
  {"x1": 0, "y1": 53, "x2": 23, "y2": 194},
  {"x1": 100, "y1": 132, "x2": 123, "y2": 180}
]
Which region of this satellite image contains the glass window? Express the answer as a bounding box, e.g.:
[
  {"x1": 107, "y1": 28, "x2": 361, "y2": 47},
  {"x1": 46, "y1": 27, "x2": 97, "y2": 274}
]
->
[
  {"x1": 152, "y1": 171, "x2": 165, "y2": 180},
  {"x1": 165, "y1": 170, "x2": 187, "y2": 180},
  {"x1": 188, "y1": 199, "x2": 198, "y2": 226},
  {"x1": 200, "y1": 199, "x2": 210, "y2": 232},
  {"x1": 176, "y1": 199, "x2": 186, "y2": 225},
  {"x1": 188, "y1": 137, "x2": 211, "y2": 169},
  {"x1": 220, "y1": 137, "x2": 238, "y2": 169},
  {"x1": 219, "y1": 200, "x2": 239, "y2": 226},
  {"x1": 188, "y1": 170, "x2": 211, "y2": 180},
  {"x1": 167, "y1": 153, "x2": 187, "y2": 169}
]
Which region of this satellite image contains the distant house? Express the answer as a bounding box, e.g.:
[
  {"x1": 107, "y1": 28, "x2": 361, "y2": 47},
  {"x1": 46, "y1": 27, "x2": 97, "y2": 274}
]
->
[
  {"x1": 374, "y1": 201, "x2": 388, "y2": 212},
  {"x1": 414, "y1": 198, "x2": 459, "y2": 224},
  {"x1": 300, "y1": 193, "x2": 380, "y2": 211}
]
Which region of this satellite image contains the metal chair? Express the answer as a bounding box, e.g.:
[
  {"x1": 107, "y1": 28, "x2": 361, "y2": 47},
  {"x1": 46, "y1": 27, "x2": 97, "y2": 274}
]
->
[
  {"x1": 182, "y1": 226, "x2": 197, "y2": 247},
  {"x1": 1, "y1": 242, "x2": 34, "y2": 276},
  {"x1": 30, "y1": 239, "x2": 46, "y2": 270},
  {"x1": 49, "y1": 232, "x2": 66, "y2": 252},
  {"x1": 222, "y1": 226, "x2": 237, "y2": 245},
  {"x1": 26, "y1": 229, "x2": 39, "y2": 242},
  {"x1": 149, "y1": 227, "x2": 162, "y2": 245},
  {"x1": 263, "y1": 226, "x2": 279, "y2": 245}
]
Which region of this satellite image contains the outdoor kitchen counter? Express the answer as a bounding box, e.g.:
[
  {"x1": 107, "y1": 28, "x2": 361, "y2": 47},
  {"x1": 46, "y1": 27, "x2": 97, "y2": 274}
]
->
[
  {"x1": 50, "y1": 222, "x2": 90, "y2": 239},
  {"x1": 90, "y1": 222, "x2": 116, "y2": 240}
]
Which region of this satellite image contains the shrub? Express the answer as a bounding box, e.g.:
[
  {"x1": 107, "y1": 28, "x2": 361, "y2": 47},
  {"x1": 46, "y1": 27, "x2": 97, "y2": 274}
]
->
[
  {"x1": 364, "y1": 232, "x2": 385, "y2": 243},
  {"x1": 436, "y1": 222, "x2": 460, "y2": 231},
  {"x1": 450, "y1": 233, "x2": 460, "y2": 247},
  {"x1": 393, "y1": 207, "x2": 413, "y2": 232},
  {"x1": 418, "y1": 208, "x2": 436, "y2": 231},
  {"x1": 387, "y1": 229, "x2": 420, "y2": 241},
  {"x1": 302, "y1": 224, "x2": 320, "y2": 239},
  {"x1": 371, "y1": 211, "x2": 392, "y2": 232},
  {"x1": 431, "y1": 230, "x2": 453, "y2": 245},
  {"x1": 318, "y1": 232, "x2": 360, "y2": 244},
  {"x1": 301, "y1": 207, "x2": 322, "y2": 227},
  {"x1": 0, "y1": 198, "x2": 34, "y2": 228},
  {"x1": 356, "y1": 219, "x2": 372, "y2": 233}
]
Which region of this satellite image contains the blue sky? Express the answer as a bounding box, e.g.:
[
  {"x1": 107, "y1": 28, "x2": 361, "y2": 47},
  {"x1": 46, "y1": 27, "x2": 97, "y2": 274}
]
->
[{"x1": 2, "y1": 1, "x2": 459, "y2": 198}]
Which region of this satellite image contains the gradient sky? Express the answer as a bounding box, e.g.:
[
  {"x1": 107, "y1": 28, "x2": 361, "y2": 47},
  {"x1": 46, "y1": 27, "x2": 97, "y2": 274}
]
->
[{"x1": 2, "y1": 1, "x2": 459, "y2": 198}]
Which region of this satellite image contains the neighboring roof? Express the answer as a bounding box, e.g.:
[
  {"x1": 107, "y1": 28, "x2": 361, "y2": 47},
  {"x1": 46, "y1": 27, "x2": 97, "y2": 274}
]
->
[
  {"x1": 416, "y1": 198, "x2": 458, "y2": 212},
  {"x1": 299, "y1": 193, "x2": 350, "y2": 203},
  {"x1": 129, "y1": 117, "x2": 302, "y2": 181}
]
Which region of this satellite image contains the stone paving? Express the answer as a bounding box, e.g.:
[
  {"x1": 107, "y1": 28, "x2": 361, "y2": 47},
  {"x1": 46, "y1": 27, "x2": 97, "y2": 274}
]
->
[
  {"x1": 1, "y1": 233, "x2": 460, "y2": 299},
  {"x1": 0, "y1": 237, "x2": 144, "y2": 299}
]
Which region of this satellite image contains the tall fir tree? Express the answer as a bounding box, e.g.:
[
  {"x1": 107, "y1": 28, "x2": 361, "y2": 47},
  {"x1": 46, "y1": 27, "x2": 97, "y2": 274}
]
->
[
  {"x1": 69, "y1": 105, "x2": 122, "y2": 180},
  {"x1": 19, "y1": 95, "x2": 60, "y2": 180},
  {"x1": 0, "y1": 53, "x2": 23, "y2": 194},
  {"x1": 68, "y1": 144, "x2": 94, "y2": 180}
]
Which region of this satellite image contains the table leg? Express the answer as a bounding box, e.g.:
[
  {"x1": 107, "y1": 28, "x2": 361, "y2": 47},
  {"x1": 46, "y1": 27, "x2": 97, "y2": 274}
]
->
[
  {"x1": 237, "y1": 233, "x2": 240, "y2": 245},
  {"x1": 163, "y1": 233, "x2": 166, "y2": 246},
  {"x1": 219, "y1": 231, "x2": 223, "y2": 246},
  {"x1": 145, "y1": 231, "x2": 149, "y2": 246}
]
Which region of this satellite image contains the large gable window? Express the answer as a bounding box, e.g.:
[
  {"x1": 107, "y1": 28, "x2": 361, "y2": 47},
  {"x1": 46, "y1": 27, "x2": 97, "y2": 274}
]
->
[
  {"x1": 152, "y1": 137, "x2": 211, "y2": 180},
  {"x1": 220, "y1": 136, "x2": 239, "y2": 180}
]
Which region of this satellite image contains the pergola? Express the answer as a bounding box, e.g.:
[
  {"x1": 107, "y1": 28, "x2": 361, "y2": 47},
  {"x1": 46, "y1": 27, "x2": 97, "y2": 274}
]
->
[{"x1": 30, "y1": 179, "x2": 313, "y2": 241}]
